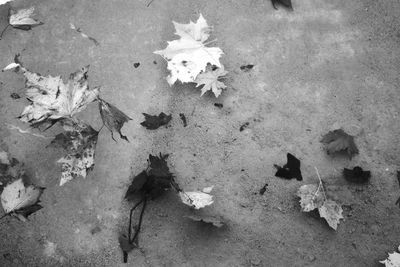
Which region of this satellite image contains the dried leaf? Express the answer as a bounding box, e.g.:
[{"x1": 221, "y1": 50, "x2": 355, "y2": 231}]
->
[
  {"x1": 9, "y1": 7, "x2": 43, "y2": 30},
  {"x1": 179, "y1": 113, "x2": 187, "y2": 127},
  {"x1": 98, "y1": 98, "x2": 131, "y2": 142},
  {"x1": 185, "y1": 214, "x2": 224, "y2": 227},
  {"x1": 274, "y1": 153, "x2": 303, "y2": 181},
  {"x1": 0, "y1": 178, "x2": 44, "y2": 220},
  {"x1": 240, "y1": 64, "x2": 254, "y2": 72},
  {"x1": 154, "y1": 14, "x2": 224, "y2": 85},
  {"x1": 180, "y1": 191, "x2": 213, "y2": 209},
  {"x1": 140, "y1": 112, "x2": 171, "y2": 130},
  {"x1": 4, "y1": 62, "x2": 99, "y2": 126},
  {"x1": 118, "y1": 234, "x2": 137, "y2": 263},
  {"x1": 320, "y1": 129, "x2": 359, "y2": 158},
  {"x1": 297, "y1": 184, "x2": 344, "y2": 230},
  {"x1": 125, "y1": 171, "x2": 147, "y2": 201},
  {"x1": 194, "y1": 64, "x2": 228, "y2": 97},
  {"x1": 54, "y1": 121, "x2": 99, "y2": 186},
  {"x1": 380, "y1": 246, "x2": 400, "y2": 267},
  {"x1": 271, "y1": 0, "x2": 293, "y2": 10},
  {"x1": 343, "y1": 167, "x2": 371, "y2": 184}
]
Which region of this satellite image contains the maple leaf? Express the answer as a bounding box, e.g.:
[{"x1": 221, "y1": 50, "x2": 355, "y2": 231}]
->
[
  {"x1": 140, "y1": 112, "x2": 172, "y2": 130},
  {"x1": 297, "y1": 184, "x2": 344, "y2": 230},
  {"x1": 343, "y1": 166, "x2": 371, "y2": 183},
  {"x1": 3, "y1": 61, "x2": 99, "y2": 126},
  {"x1": 1, "y1": 178, "x2": 44, "y2": 221},
  {"x1": 125, "y1": 154, "x2": 178, "y2": 200},
  {"x1": 320, "y1": 129, "x2": 359, "y2": 158},
  {"x1": 194, "y1": 64, "x2": 228, "y2": 97},
  {"x1": 9, "y1": 7, "x2": 43, "y2": 30},
  {"x1": 271, "y1": 0, "x2": 293, "y2": 10},
  {"x1": 184, "y1": 214, "x2": 224, "y2": 227},
  {"x1": 154, "y1": 14, "x2": 224, "y2": 85},
  {"x1": 274, "y1": 153, "x2": 303, "y2": 181},
  {"x1": 380, "y1": 246, "x2": 400, "y2": 267},
  {"x1": 52, "y1": 120, "x2": 99, "y2": 186},
  {"x1": 179, "y1": 187, "x2": 214, "y2": 209},
  {"x1": 98, "y1": 98, "x2": 131, "y2": 142}
]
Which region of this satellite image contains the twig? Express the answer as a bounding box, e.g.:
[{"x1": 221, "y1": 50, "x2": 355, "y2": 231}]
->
[
  {"x1": 6, "y1": 123, "x2": 51, "y2": 139},
  {"x1": 0, "y1": 24, "x2": 10, "y2": 40}
]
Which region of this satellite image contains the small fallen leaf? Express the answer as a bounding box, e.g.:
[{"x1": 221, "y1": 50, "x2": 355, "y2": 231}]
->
[
  {"x1": 297, "y1": 184, "x2": 344, "y2": 230},
  {"x1": 259, "y1": 183, "x2": 268, "y2": 195},
  {"x1": 240, "y1": 122, "x2": 249, "y2": 131},
  {"x1": 194, "y1": 64, "x2": 228, "y2": 97},
  {"x1": 9, "y1": 7, "x2": 43, "y2": 30},
  {"x1": 320, "y1": 129, "x2": 359, "y2": 158},
  {"x1": 271, "y1": 0, "x2": 293, "y2": 10},
  {"x1": 10, "y1": 92, "x2": 21, "y2": 99},
  {"x1": 118, "y1": 234, "x2": 137, "y2": 263},
  {"x1": 184, "y1": 214, "x2": 224, "y2": 227},
  {"x1": 343, "y1": 167, "x2": 371, "y2": 183},
  {"x1": 54, "y1": 120, "x2": 99, "y2": 186},
  {"x1": 140, "y1": 112, "x2": 172, "y2": 130},
  {"x1": 1, "y1": 178, "x2": 44, "y2": 220},
  {"x1": 98, "y1": 98, "x2": 131, "y2": 142},
  {"x1": 380, "y1": 245, "x2": 400, "y2": 267},
  {"x1": 274, "y1": 153, "x2": 303, "y2": 181},
  {"x1": 180, "y1": 190, "x2": 213, "y2": 209},
  {"x1": 154, "y1": 14, "x2": 224, "y2": 85}
]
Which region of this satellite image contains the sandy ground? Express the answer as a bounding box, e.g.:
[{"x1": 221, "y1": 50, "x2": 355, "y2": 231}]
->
[{"x1": 0, "y1": 0, "x2": 400, "y2": 266}]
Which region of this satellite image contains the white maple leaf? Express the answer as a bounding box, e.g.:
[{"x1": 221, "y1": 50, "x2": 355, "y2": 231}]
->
[
  {"x1": 179, "y1": 186, "x2": 214, "y2": 209},
  {"x1": 194, "y1": 64, "x2": 228, "y2": 97},
  {"x1": 1, "y1": 178, "x2": 43, "y2": 214},
  {"x1": 55, "y1": 121, "x2": 99, "y2": 186},
  {"x1": 154, "y1": 14, "x2": 224, "y2": 85},
  {"x1": 5, "y1": 63, "x2": 99, "y2": 125},
  {"x1": 297, "y1": 184, "x2": 344, "y2": 230},
  {"x1": 380, "y1": 246, "x2": 400, "y2": 267},
  {"x1": 9, "y1": 7, "x2": 42, "y2": 29}
]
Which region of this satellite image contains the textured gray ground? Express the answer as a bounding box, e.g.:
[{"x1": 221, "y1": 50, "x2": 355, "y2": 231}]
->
[{"x1": 0, "y1": 0, "x2": 400, "y2": 266}]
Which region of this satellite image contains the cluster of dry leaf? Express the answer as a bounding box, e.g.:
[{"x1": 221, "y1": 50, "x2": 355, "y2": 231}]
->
[{"x1": 0, "y1": 3, "x2": 398, "y2": 265}]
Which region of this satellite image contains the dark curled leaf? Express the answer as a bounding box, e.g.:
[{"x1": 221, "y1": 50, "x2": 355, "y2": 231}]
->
[
  {"x1": 320, "y1": 129, "x2": 359, "y2": 158},
  {"x1": 274, "y1": 153, "x2": 302, "y2": 181},
  {"x1": 179, "y1": 113, "x2": 187, "y2": 127},
  {"x1": 185, "y1": 214, "x2": 225, "y2": 228},
  {"x1": 271, "y1": 0, "x2": 293, "y2": 10},
  {"x1": 240, "y1": 65, "x2": 254, "y2": 72},
  {"x1": 133, "y1": 63, "x2": 140, "y2": 68},
  {"x1": 125, "y1": 171, "x2": 148, "y2": 201},
  {"x1": 140, "y1": 112, "x2": 172, "y2": 130},
  {"x1": 118, "y1": 234, "x2": 137, "y2": 263},
  {"x1": 214, "y1": 103, "x2": 223, "y2": 108},
  {"x1": 343, "y1": 167, "x2": 371, "y2": 184},
  {"x1": 99, "y1": 98, "x2": 132, "y2": 142}
]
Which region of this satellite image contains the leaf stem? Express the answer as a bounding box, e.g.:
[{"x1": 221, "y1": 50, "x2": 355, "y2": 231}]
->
[
  {"x1": 128, "y1": 198, "x2": 144, "y2": 243},
  {"x1": 314, "y1": 167, "x2": 327, "y2": 201},
  {"x1": 0, "y1": 24, "x2": 10, "y2": 40},
  {"x1": 131, "y1": 197, "x2": 147, "y2": 243}
]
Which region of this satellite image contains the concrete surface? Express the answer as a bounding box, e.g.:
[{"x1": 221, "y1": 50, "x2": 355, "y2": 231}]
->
[{"x1": 0, "y1": 0, "x2": 400, "y2": 266}]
